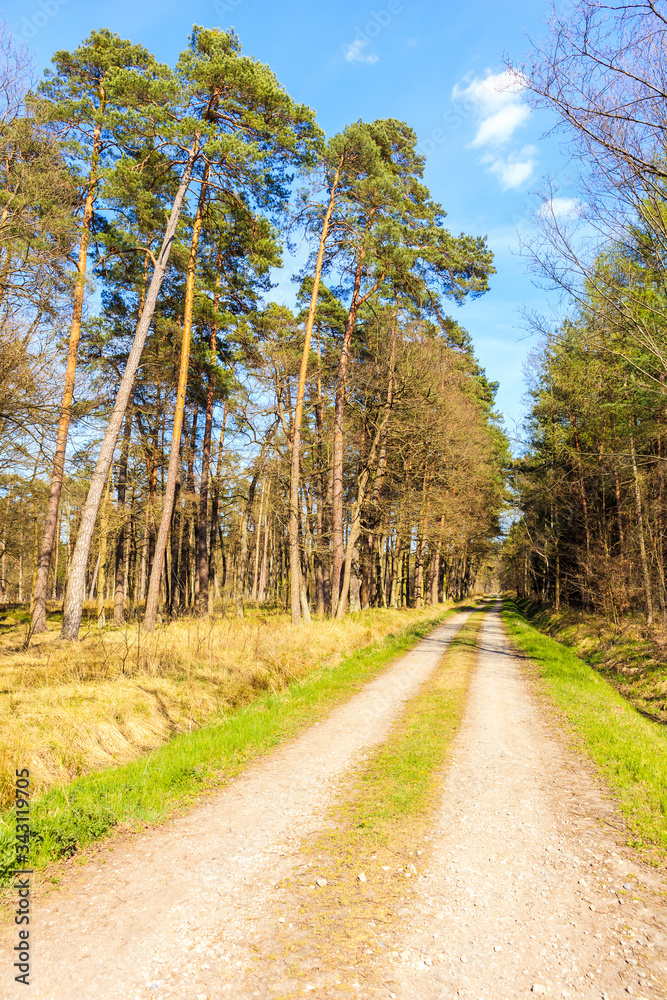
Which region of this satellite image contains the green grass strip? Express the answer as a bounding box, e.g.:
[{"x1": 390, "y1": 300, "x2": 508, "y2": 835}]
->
[
  {"x1": 343, "y1": 605, "x2": 485, "y2": 841},
  {"x1": 0, "y1": 606, "x2": 467, "y2": 885},
  {"x1": 502, "y1": 597, "x2": 667, "y2": 856}
]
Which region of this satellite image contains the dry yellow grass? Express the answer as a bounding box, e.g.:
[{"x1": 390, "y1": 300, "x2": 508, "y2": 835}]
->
[{"x1": 0, "y1": 604, "x2": 455, "y2": 810}]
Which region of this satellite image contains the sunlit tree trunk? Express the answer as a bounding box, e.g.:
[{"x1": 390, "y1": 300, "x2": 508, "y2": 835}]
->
[
  {"x1": 60, "y1": 138, "x2": 200, "y2": 640},
  {"x1": 630, "y1": 426, "x2": 653, "y2": 625},
  {"x1": 208, "y1": 401, "x2": 228, "y2": 609},
  {"x1": 331, "y1": 260, "x2": 364, "y2": 617},
  {"x1": 32, "y1": 109, "x2": 104, "y2": 634},
  {"x1": 113, "y1": 404, "x2": 133, "y2": 624},
  {"x1": 179, "y1": 405, "x2": 199, "y2": 611},
  {"x1": 257, "y1": 480, "x2": 271, "y2": 604},
  {"x1": 289, "y1": 165, "x2": 341, "y2": 623},
  {"x1": 144, "y1": 159, "x2": 209, "y2": 630},
  {"x1": 414, "y1": 466, "x2": 433, "y2": 610},
  {"x1": 96, "y1": 470, "x2": 112, "y2": 625},
  {"x1": 197, "y1": 252, "x2": 222, "y2": 614}
]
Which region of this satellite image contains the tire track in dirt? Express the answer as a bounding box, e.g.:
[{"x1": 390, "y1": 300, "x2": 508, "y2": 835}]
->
[
  {"x1": 387, "y1": 603, "x2": 667, "y2": 1000},
  {"x1": 1, "y1": 608, "x2": 474, "y2": 1000}
]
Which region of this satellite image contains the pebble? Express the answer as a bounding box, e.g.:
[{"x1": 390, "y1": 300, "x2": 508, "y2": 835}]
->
[
  {"x1": 532, "y1": 987, "x2": 547, "y2": 995},
  {"x1": 316, "y1": 878, "x2": 327, "y2": 887},
  {"x1": 358, "y1": 872, "x2": 367, "y2": 883}
]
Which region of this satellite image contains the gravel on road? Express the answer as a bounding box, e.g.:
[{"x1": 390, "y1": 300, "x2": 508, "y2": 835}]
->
[
  {"x1": 1, "y1": 609, "x2": 473, "y2": 1000},
  {"x1": 390, "y1": 603, "x2": 667, "y2": 1000}
]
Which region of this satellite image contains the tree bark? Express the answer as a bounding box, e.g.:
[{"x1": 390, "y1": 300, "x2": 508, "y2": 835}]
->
[
  {"x1": 32, "y1": 109, "x2": 105, "y2": 634},
  {"x1": 96, "y1": 470, "x2": 112, "y2": 625},
  {"x1": 113, "y1": 403, "x2": 133, "y2": 624},
  {"x1": 331, "y1": 261, "x2": 365, "y2": 616},
  {"x1": 60, "y1": 137, "x2": 200, "y2": 640},
  {"x1": 144, "y1": 157, "x2": 209, "y2": 631},
  {"x1": 179, "y1": 405, "x2": 199, "y2": 611},
  {"x1": 289, "y1": 164, "x2": 341, "y2": 623},
  {"x1": 336, "y1": 388, "x2": 394, "y2": 619},
  {"x1": 196, "y1": 251, "x2": 222, "y2": 613},
  {"x1": 630, "y1": 426, "x2": 654, "y2": 625},
  {"x1": 208, "y1": 401, "x2": 228, "y2": 609}
]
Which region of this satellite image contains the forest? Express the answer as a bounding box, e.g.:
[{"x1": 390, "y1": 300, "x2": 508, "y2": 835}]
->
[
  {"x1": 503, "y1": 1, "x2": 667, "y2": 630},
  {"x1": 6, "y1": 6, "x2": 667, "y2": 995},
  {"x1": 0, "y1": 23, "x2": 508, "y2": 639}
]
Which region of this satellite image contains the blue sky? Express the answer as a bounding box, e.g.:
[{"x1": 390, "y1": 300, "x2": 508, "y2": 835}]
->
[{"x1": 7, "y1": 0, "x2": 576, "y2": 444}]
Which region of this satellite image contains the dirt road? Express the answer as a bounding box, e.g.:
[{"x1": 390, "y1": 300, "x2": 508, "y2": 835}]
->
[
  {"x1": 390, "y1": 605, "x2": 667, "y2": 1000},
  {"x1": 3, "y1": 602, "x2": 667, "y2": 999},
  {"x1": 2, "y1": 609, "x2": 473, "y2": 999}
]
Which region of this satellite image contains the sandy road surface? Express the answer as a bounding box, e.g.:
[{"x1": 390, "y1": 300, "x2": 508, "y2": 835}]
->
[
  {"x1": 1, "y1": 609, "x2": 473, "y2": 1000},
  {"x1": 4, "y1": 602, "x2": 667, "y2": 1000},
  {"x1": 390, "y1": 604, "x2": 667, "y2": 999}
]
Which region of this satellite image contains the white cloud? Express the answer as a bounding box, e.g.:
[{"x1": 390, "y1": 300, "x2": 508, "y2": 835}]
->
[
  {"x1": 452, "y1": 69, "x2": 536, "y2": 190},
  {"x1": 454, "y1": 70, "x2": 531, "y2": 149},
  {"x1": 453, "y1": 69, "x2": 526, "y2": 118},
  {"x1": 536, "y1": 196, "x2": 580, "y2": 219},
  {"x1": 471, "y1": 103, "x2": 531, "y2": 148},
  {"x1": 483, "y1": 146, "x2": 538, "y2": 190},
  {"x1": 343, "y1": 39, "x2": 379, "y2": 64}
]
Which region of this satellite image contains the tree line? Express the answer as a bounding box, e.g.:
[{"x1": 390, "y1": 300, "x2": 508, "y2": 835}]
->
[
  {"x1": 504, "y1": 1, "x2": 667, "y2": 623},
  {"x1": 0, "y1": 23, "x2": 508, "y2": 637}
]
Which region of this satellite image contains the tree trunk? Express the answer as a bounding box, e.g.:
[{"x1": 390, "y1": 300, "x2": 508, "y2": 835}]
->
[
  {"x1": 196, "y1": 253, "x2": 222, "y2": 614},
  {"x1": 630, "y1": 427, "x2": 654, "y2": 625},
  {"x1": 331, "y1": 269, "x2": 363, "y2": 617},
  {"x1": 179, "y1": 406, "x2": 199, "y2": 611},
  {"x1": 251, "y1": 480, "x2": 266, "y2": 601},
  {"x1": 331, "y1": 216, "x2": 379, "y2": 616},
  {"x1": 113, "y1": 403, "x2": 133, "y2": 624},
  {"x1": 336, "y1": 381, "x2": 394, "y2": 619},
  {"x1": 315, "y1": 328, "x2": 330, "y2": 614},
  {"x1": 51, "y1": 512, "x2": 60, "y2": 601},
  {"x1": 414, "y1": 467, "x2": 432, "y2": 610},
  {"x1": 257, "y1": 486, "x2": 271, "y2": 604},
  {"x1": 60, "y1": 137, "x2": 200, "y2": 640},
  {"x1": 144, "y1": 158, "x2": 209, "y2": 631},
  {"x1": 96, "y1": 470, "x2": 112, "y2": 625},
  {"x1": 208, "y1": 401, "x2": 228, "y2": 610},
  {"x1": 289, "y1": 164, "x2": 341, "y2": 623},
  {"x1": 32, "y1": 111, "x2": 105, "y2": 634}
]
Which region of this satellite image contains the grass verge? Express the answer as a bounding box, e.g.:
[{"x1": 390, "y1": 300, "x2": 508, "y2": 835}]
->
[
  {"x1": 0, "y1": 604, "x2": 457, "y2": 809},
  {"x1": 502, "y1": 597, "x2": 667, "y2": 860},
  {"x1": 0, "y1": 604, "x2": 467, "y2": 890},
  {"x1": 260, "y1": 604, "x2": 486, "y2": 997},
  {"x1": 512, "y1": 598, "x2": 667, "y2": 726}
]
